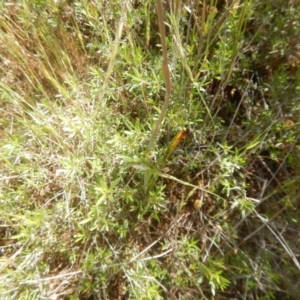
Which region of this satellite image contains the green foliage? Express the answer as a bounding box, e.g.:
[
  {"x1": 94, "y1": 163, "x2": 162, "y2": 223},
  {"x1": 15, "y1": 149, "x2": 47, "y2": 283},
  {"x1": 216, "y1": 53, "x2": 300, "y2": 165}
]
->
[{"x1": 0, "y1": 0, "x2": 299, "y2": 298}]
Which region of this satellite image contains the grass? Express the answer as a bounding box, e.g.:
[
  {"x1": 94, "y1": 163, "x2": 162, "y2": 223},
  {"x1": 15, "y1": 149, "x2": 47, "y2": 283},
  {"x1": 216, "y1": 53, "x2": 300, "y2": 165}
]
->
[{"x1": 0, "y1": 0, "x2": 300, "y2": 299}]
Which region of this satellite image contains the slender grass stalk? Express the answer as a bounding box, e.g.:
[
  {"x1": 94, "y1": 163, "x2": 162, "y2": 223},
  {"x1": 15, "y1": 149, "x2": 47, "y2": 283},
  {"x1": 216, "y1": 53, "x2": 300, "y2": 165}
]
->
[
  {"x1": 146, "y1": 0, "x2": 172, "y2": 154},
  {"x1": 143, "y1": 0, "x2": 172, "y2": 196},
  {"x1": 98, "y1": 3, "x2": 127, "y2": 104}
]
